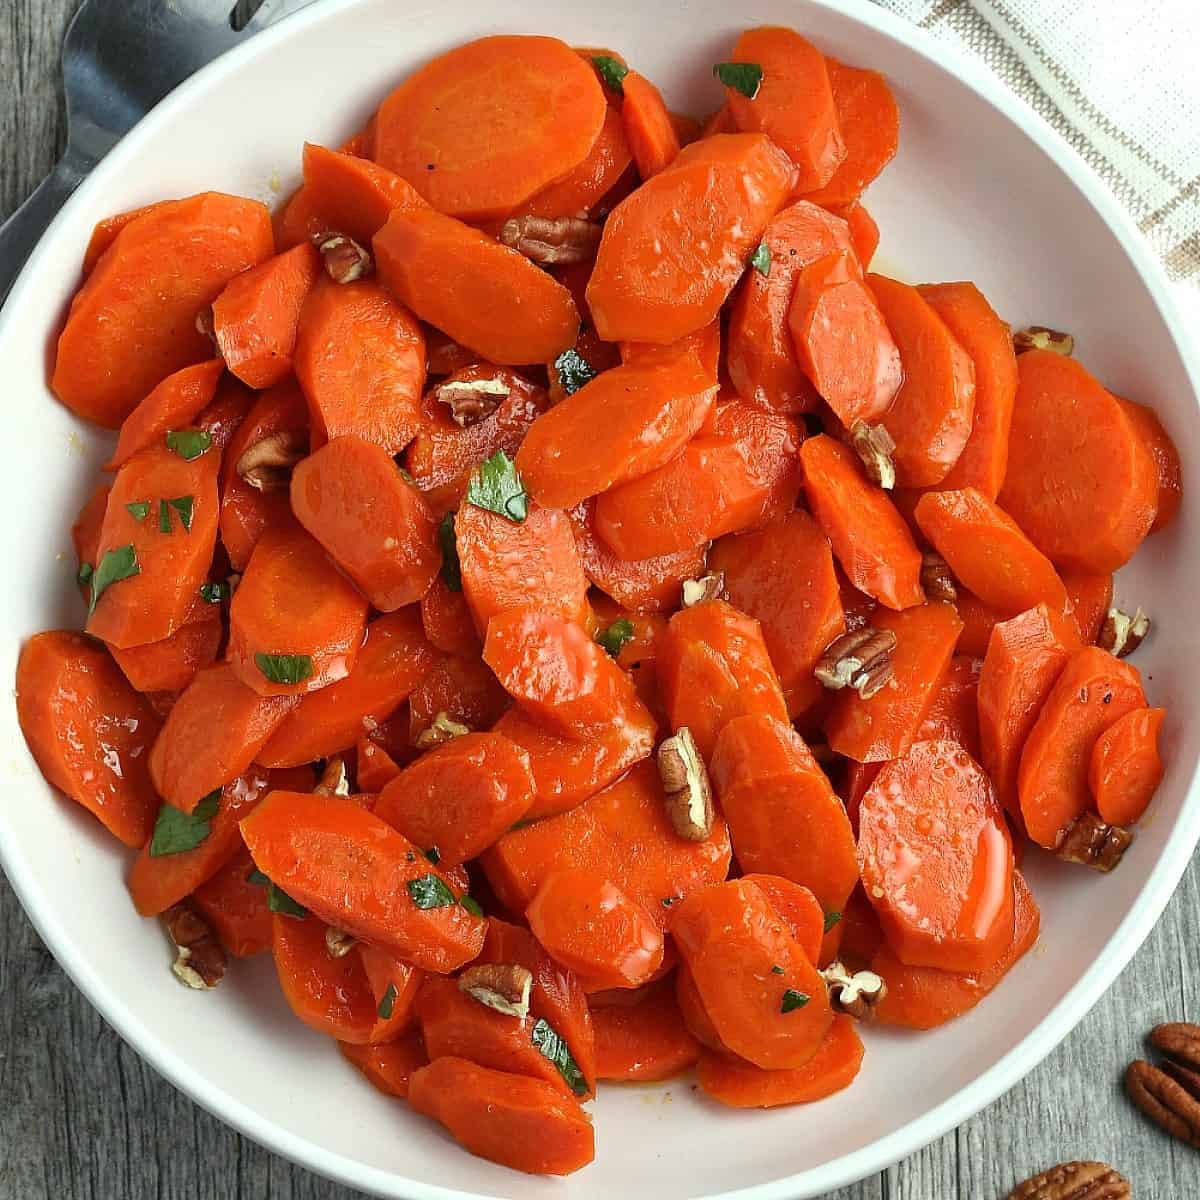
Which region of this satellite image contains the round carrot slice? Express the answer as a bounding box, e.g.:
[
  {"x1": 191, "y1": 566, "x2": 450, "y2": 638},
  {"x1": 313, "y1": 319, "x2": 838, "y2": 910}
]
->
[{"x1": 1089, "y1": 706, "x2": 1165, "y2": 828}]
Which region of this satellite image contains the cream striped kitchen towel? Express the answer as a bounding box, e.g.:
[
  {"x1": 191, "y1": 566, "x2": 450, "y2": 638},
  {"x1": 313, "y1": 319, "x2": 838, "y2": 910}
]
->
[{"x1": 873, "y1": 0, "x2": 1200, "y2": 326}]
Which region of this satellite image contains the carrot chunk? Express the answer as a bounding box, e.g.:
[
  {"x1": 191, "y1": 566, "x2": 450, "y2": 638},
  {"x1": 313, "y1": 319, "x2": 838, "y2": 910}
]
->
[
  {"x1": 621, "y1": 71, "x2": 681, "y2": 179},
  {"x1": 1114, "y1": 394, "x2": 1183, "y2": 534},
  {"x1": 593, "y1": 979, "x2": 701, "y2": 1082},
  {"x1": 300, "y1": 142, "x2": 426, "y2": 244},
  {"x1": 339, "y1": 1033, "x2": 427, "y2": 1099},
  {"x1": 109, "y1": 598, "x2": 222, "y2": 693},
  {"x1": 192, "y1": 845, "x2": 273, "y2": 957},
  {"x1": 1089, "y1": 706, "x2": 1165, "y2": 827},
  {"x1": 106, "y1": 359, "x2": 225, "y2": 470}
]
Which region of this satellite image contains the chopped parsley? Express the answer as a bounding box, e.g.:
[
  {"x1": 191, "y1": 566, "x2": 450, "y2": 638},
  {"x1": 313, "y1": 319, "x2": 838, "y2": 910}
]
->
[
  {"x1": 781, "y1": 988, "x2": 810, "y2": 1014},
  {"x1": 460, "y1": 895, "x2": 484, "y2": 917},
  {"x1": 199, "y1": 581, "x2": 229, "y2": 604},
  {"x1": 438, "y1": 512, "x2": 462, "y2": 591},
  {"x1": 592, "y1": 55, "x2": 629, "y2": 94},
  {"x1": 713, "y1": 61, "x2": 763, "y2": 99},
  {"x1": 165, "y1": 429, "x2": 213, "y2": 461},
  {"x1": 124, "y1": 501, "x2": 150, "y2": 521},
  {"x1": 466, "y1": 450, "x2": 528, "y2": 523},
  {"x1": 255, "y1": 653, "x2": 314, "y2": 685},
  {"x1": 531, "y1": 1018, "x2": 588, "y2": 1096},
  {"x1": 87, "y1": 544, "x2": 140, "y2": 617},
  {"x1": 377, "y1": 982, "x2": 398, "y2": 1021},
  {"x1": 823, "y1": 910, "x2": 843, "y2": 933},
  {"x1": 148, "y1": 789, "x2": 220, "y2": 857},
  {"x1": 77, "y1": 562, "x2": 93, "y2": 586},
  {"x1": 553, "y1": 348, "x2": 597, "y2": 396},
  {"x1": 167, "y1": 495, "x2": 195, "y2": 532},
  {"x1": 406, "y1": 873, "x2": 457, "y2": 909},
  {"x1": 751, "y1": 240, "x2": 771, "y2": 277},
  {"x1": 595, "y1": 617, "x2": 635, "y2": 658}
]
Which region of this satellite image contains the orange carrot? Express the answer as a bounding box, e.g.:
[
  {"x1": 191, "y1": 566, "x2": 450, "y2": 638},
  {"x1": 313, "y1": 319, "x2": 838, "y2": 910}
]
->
[
  {"x1": 621, "y1": 71, "x2": 681, "y2": 178},
  {"x1": 301, "y1": 142, "x2": 426, "y2": 244},
  {"x1": 339, "y1": 1033, "x2": 427, "y2": 1099},
  {"x1": 841, "y1": 203, "x2": 880, "y2": 267},
  {"x1": 1089, "y1": 707, "x2": 1165, "y2": 827},
  {"x1": 359, "y1": 944, "x2": 425, "y2": 1043},
  {"x1": 355, "y1": 737, "x2": 403, "y2": 794},
  {"x1": 81, "y1": 201, "x2": 174, "y2": 275},
  {"x1": 408, "y1": 651, "x2": 511, "y2": 742},
  {"x1": 109, "y1": 596, "x2": 222, "y2": 693},
  {"x1": 106, "y1": 359, "x2": 225, "y2": 470},
  {"x1": 741, "y1": 875, "x2": 826, "y2": 964},
  {"x1": 72, "y1": 483, "x2": 111, "y2": 596},
  {"x1": 420, "y1": 575, "x2": 480, "y2": 657},
  {"x1": 1061, "y1": 568, "x2": 1113, "y2": 645},
  {"x1": 592, "y1": 979, "x2": 701, "y2": 1081},
  {"x1": 954, "y1": 588, "x2": 1006, "y2": 657},
  {"x1": 192, "y1": 845, "x2": 273, "y2": 957},
  {"x1": 916, "y1": 654, "x2": 982, "y2": 760},
  {"x1": 1115, "y1": 395, "x2": 1183, "y2": 533}
]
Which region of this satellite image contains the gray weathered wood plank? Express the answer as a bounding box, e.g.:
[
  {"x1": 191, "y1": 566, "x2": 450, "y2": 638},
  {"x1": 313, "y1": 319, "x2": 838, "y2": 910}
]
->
[{"x1": 2, "y1": 3, "x2": 1199, "y2": 1198}]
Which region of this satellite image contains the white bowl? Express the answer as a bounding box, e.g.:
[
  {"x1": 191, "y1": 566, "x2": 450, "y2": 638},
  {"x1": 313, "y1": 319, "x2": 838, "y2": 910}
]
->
[{"x1": 2, "y1": 0, "x2": 1198, "y2": 1196}]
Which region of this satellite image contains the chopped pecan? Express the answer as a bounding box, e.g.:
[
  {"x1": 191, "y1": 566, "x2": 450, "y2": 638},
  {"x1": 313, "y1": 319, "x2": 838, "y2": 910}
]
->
[
  {"x1": 849, "y1": 422, "x2": 897, "y2": 490},
  {"x1": 814, "y1": 627, "x2": 897, "y2": 700},
  {"x1": 316, "y1": 232, "x2": 373, "y2": 283},
  {"x1": 325, "y1": 927, "x2": 356, "y2": 958},
  {"x1": 163, "y1": 902, "x2": 225, "y2": 990},
  {"x1": 431, "y1": 375, "x2": 511, "y2": 427},
  {"x1": 498, "y1": 215, "x2": 602, "y2": 265},
  {"x1": 314, "y1": 755, "x2": 350, "y2": 797},
  {"x1": 1097, "y1": 606, "x2": 1150, "y2": 658},
  {"x1": 920, "y1": 551, "x2": 957, "y2": 603},
  {"x1": 821, "y1": 960, "x2": 886, "y2": 1021},
  {"x1": 1055, "y1": 811, "x2": 1132, "y2": 872},
  {"x1": 681, "y1": 572, "x2": 726, "y2": 608},
  {"x1": 1013, "y1": 325, "x2": 1074, "y2": 356},
  {"x1": 236, "y1": 429, "x2": 307, "y2": 492},
  {"x1": 1150, "y1": 1022, "x2": 1200, "y2": 1072},
  {"x1": 1126, "y1": 1059, "x2": 1200, "y2": 1149},
  {"x1": 414, "y1": 711, "x2": 472, "y2": 750},
  {"x1": 657, "y1": 727, "x2": 714, "y2": 842},
  {"x1": 1006, "y1": 1161, "x2": 1129, "y2": 1199},
  {"x1": 458, "y1": 963, "x2": 533, "y2": 1019}
]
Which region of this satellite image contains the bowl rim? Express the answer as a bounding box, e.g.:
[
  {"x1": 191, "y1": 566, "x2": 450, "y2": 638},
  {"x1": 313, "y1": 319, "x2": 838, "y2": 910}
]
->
[{"x1": 3, "y1": 0, "x2": 1199, "y2": 1196}]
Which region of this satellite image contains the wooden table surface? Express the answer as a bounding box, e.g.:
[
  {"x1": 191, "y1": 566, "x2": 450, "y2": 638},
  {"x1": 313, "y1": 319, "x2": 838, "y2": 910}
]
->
[{"x1": 1, "y1": 3, "x2": 1197, "y2": 1197}]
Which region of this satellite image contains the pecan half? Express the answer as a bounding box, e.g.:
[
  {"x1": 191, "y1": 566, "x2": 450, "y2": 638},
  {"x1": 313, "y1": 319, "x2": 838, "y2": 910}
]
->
[
  {"x1": 431, "y1": 376, "x2": 511, "y2": 428},
  {"x1": 163, "y1": 902, "x2": 225, "y2": 990},
  {"x1": 1055, "y1": 811, "x2": 1132, "y2": 872},
  {"x1": 1150, "y1": 1022, "x2": 1200, "y2": 1072},
  {"x1": 1006, "y1": 1161, "x2": 1129, "y2": 1199},
  {"x1": 316, "y1": 232, "x2": 373, "y2": 283},
  {"x1": 314, "y1": 755, "x2": 350, "y2": 797},
  {"x1": 1126, "y1": 1059, "x2": 1200, "y2": 1149},
  {"x1": 814, "y1": 627, "x2": 897, "y2": 699},
  {"x1": 657, "y1": 727, "x2": 714, "y2": 841},
  {"x1": 499, "y1": 215, "x2": 602, "y2": 265},
  {"x1": 1013, "y1": 325, "x2": 1074, "y2": 356},
  {"x1": 1097, "y1": 606, "x2": 1150, "y2": 658},
  {"x1": 325, "y1": 927, "x2": 356, "y2": 958},
  {"x1": 821, "y1": 960, "x2": 886, "y2": 1021},
  {"x1": 849, "y1": 422, "x2": 897, "y2": 490},
  {"x1": 236, "y1": 430, "x2": 307, "y2": 492},
  {"x1": 458, "y1": 963, "x2": 533, "y2": 1019},
  {"x1": 414, "y1": 711, "x2": 472, "y2": 750},
  {"x1": 681, "y1": 572, "x2": 726, "y2": 608},
  {"x1": 920, "y1": 551, "x2": 957, "y2": 603}
]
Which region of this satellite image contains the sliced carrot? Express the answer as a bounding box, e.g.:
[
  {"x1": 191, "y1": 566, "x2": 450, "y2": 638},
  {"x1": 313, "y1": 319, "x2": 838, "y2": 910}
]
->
[
  {"x1": 257, "y1": 609, "x2": 436, "y2": 768},
  {"x1": 701, "y1": 104, "x2": 737, "y2": 137},
  {"x1": 408, "y1": 651, "x2": 511, "y2": 742},
  {"x1": 917, "y1": 282, "x2": 1018, "y2": 499},
  {"x1": 587, "y1": 133, "x2": 795, "y2": 343},
  {"x1": 359, "y1": 944, "x2": 425, "y2": 1043},
  {"x1": 1089, "y1": 707, "x2": 1165, "y2": 827},
  {"x1": 193, "y1": 370, "x2": 257, "y2": 464},
  {"x1": 1061, "y1": 568, "x2": 1113, "y2": 645},
  {"x1": 955, "y1": 588, "x2": 1005, "y2": 657},
  {"x1": 593, "y1": 979, "x2": 701, "y2": 1081},
  {"x1": 998, "y1": 350, "x2": 1158, "y2": 572},
  {"x1": 670, "y1": 111, "x2": 702, "y2": 145},
  {"x1": 621, "y1": 71, "x2": 681, "y2": 179},
  {"x1": 106, "y1": 359, "x2": 225, "y2": 470},
  {"x1": 301, "y1": 143, "x2": 426, "y2": 244},
  {"x1": 339, "y1": 1032, "x2": 427, "y2": 1099},
  {"x1": 355, "y1": 737, "x2": 403, "y2": 793},
  {"x1": 228, "y1": 520, "x2": 369, "y2": 697},
  {"x1": 374, "y1": 205, "x2": 579, "y2": 365},
  {"x1": 54, "y1": 193, "x2": 273, "y2": 427},
  {"x1": 241, "y1": 791, "x2": 485, "y2": 972},
  {"x1": 16, "y1": 632, "x2": 162, "y2": 847},
  {"x1": 109, "y1": 597, "x2": 222, "y2": 693},
  {"x1": 740, "y1": 875, "x2": 826, "y2": 965},
  {"x1": 841, "y1": 203, "x2": 879, "y2": 267},
  {"x1": 149, "y1": 662, "x2": 296, "y2": 812},
  {"x1": 273, "y1": 185, "x2": 324, "y2": 250},
  {"x1": 72, "y1": 483, "x2": 111, "y2": 596},
  {"x1": 293, "y1": 276, "x2": 426, "y2": 454},
  {"x1": 1018, "y1": 646, "x2": 1146, "y2": 847},
  {"x1": 81, "y1": 201, "x2": 174, "y2": 275},
  {"x1": 800, "y1": 434, "x2": 924, "y2": 610},
  {"x1": 192, "y1": 845, "x2": 273, "y2": 956},
  {"x1": 825, "y1": 602, "x2": 963, "y2": 762},
  {"x1": 916, "y1": 654, "x2": 982, "y2": 759},
  {"x1": 419, "y1": 578, "x2": 479, "y2": 658},
  {"x1": 374, "y1": 36, "x2": 607, "y2": 222},
  {"x1": 1115, "y1": 395, "x2": 1183, "y2": 533},
  {"x1": 722, "y1": 27, "x2": 844, "y2": 191}
]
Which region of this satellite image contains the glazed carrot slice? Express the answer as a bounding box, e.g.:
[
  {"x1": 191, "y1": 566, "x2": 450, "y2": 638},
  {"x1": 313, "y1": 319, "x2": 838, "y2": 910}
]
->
[
  {"x1": 359, "y1": 944, "x2": 425, "y2": 1044},
  {"x1": 1018, "y1": 646, "x2": 1146, "y2": 848},
  {"x1": 87, "y1": 438, "x2": 220, "y2": 649},
  {"x1": 915, "y1": 488, "x2": 1070, "y2": 618},
  {"x1": 657, "y1": 600, "x2": 789, "y2": 759},
  {"x1": 872, "y1": 871, "x2": 1040, "y2": 1030},
  {"x1": 868, "y1": 274, "x2": 976, "y2": 487},
  {"x1": 675, "y1": 966, "x2": 729, "y2": 1052},
  {"x1": 1115, "y1": 395, "x2": 1183, "y2": 533},
  {"x1": 257, "y1": 609, "x2": 436, "y2": 768},
  {"x1": 72, "y1": 483, "x2": 111, "y2": 594},
  {"x1": 516, "y1": 347, "x2": 718, "y2": 509},
  {"x1": 671, "y1": 879, "x2": 833, "y2": 1070},
  {"x1": 709, "y1": 512, "x2": 846, "y2": 717},
  {"x1": 291, "y1": 435, "x2": 441, "y2": 610},
  {"x1": 483, "y1": 760, "x2": 731, "y2": 922},
  {"x1": 483, "y1": 607, "x2": 653, "y2": 740},
  {"x1": 800, "y1": 434, "x2": 924, "y2": 610},
  {"x1": 192, "y1": 845, "x2": 273, "y2": 956},
  {"x1": 300, "y1": 143, "x2": 426, "y2": 244},
  {"x1": 293, "y1": 276, "x2": 426, "y2": 454},
  {"x1": 149, "y1": 663, "x2": 296, "y2": 812},
  {"x1": 954, "y1": 588, "x2": 1005, "y2": 657},
  {"x1": 127, "y1": 767, "x2": 271, "y2": 916},
  {"x1": 374, "y1": 206, "x2": 579, "y2": 365},
  {"x1": 193, "y1": 373, "x2": 256, "y2": 463},
  {"x1": 726, "y1": 200, "x2": 853, "y2": 413},
  {"x1": 595, "y1": 399, "x2": 801, "y2": 559},
  {"x1": 788, "y1": 251, "x2": 901, "y2": 427},
  {"x1": 712, "y1": 715, "x2": 858, "y2": 916},
  {"x1": 53, "y1": 193, "x2": 273, "y2": 427},
  {"x1": 917, "y1": 282, "x2": 1018, "y2": 499},
  {"x1": 1089, "y1": 707, "x2": 1165, "y2": 827},
  {"x1": 455, "y1": 500, "x2": 590, "y2": 635},
  {"x1": 374, "y1": 36, "x2": 607, "y2": 221},
  {"x1": 106, "y1": 359, "x2": 225, "y2": 470},
  {"x1": 593, "y1": 979, "x2": 701, "y2": 1082},
  {"x1": 376, "y1": 732, "x2": 535, "y2": 865},
  {"x1": 825, "y1": 602, "x2": 963, "y2": 762},
  {"x1": 1061, "y1": 568, "x2": 1113, "y2": 645},
  {"x1": 621, "y1": 71, "x2": 681, "y2": 178},
  {"x1": 696, "y1": 1013, "x2": 863, "y2": 1107},
  {"x1": 16, "y1": 632, "x2": 162, "y2": 847},
  {"x1": 339, "y1": 1033, "x2": 427, "y2": 1099},
  {"x1": 241, "y1": 791, "x2": 485, "y2": 972},
  {"x1": 408, "y1": 651, "x2": 511, "y2": 742},
  {"x1": 81, "y1": 201, "x2": 174, "y2": 275},
  {"x1": 228, "y1": 520, "x2": 369, "y2": 697},
  {"x1": 916, "y1": 655, "x2": 982, "y2": 759},
  {"x1": 740, "y1": 875, "x2": 825, "y2": 965},
  {"x1": 409, "y1": 1057, "x2": 594, "y2": 1176},
  {"x1": 338, "y1": 116, "x2": 376, "y2": 159},
  {"x1": 355, "y1": 738, "x2": 403, "y2": 793},
  {"x1": 998, "y1": 350, "x2": 1158, "y2": 572},
  {"x1": 800, "y1": 58, "x2": 899, "y2": 207},
  {"x1": 109, "y1": 597, "x2": 222, "y2": 693},
  {"x1": 841, "y1": 203, "x2": 880, "y2": 267},
  {"x1": 721, "y1": 27, "x2": 844, "y2": 191},
  {"x1": 587, "y1": 133, "x2": 795, "y2": 343}
]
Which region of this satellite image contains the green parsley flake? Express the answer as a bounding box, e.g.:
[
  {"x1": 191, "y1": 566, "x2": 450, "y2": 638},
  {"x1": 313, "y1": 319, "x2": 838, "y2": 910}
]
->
[
  {"x1": 158, "y1": 499, "x2": 172, "y2": 534},
  {"x1": 255, "y1": 653, "x2": 314, "y2": 685},
  {"x1": 592, "y1": 55, "x2": 629, "y2": 93},
  {"x1": 377, "y1": 982, "x2": 398, "y2": 1021},
  {"x1": 460, "y1": 895, "x2": 483, "y2": 917},
  {"x1": 165, "y1": 429, "x2": 213, "y2": 461},
  {"x1": 77, "y1": 562, "x2": 94, "y2": 586},
  {"x1": 553, "y1": 348, "x2": 597, "y2": 396},
  {"x1": 751, "y1": 241, "x2": 771, "y2": 278},
  {"x1": 168, "y1": 495, "x2": 195, "y2": 532},
  {"x1": 148, "y1": 789, "x2": 221, "y2": 857},
  {"x1": 770, "y1": 964, "x2": 785, "y2": 975},
  {"x1": 87, "y1": 544, "x2": 140, "y2": 617},
  {"x1": 596, "y1": 617, "x2": 635, "y2": 658},
  {"x1": 466, "y1": 450, "x2": 528, "y2": 523},
  {"x1": 266, "y1": 882, "x2": 308, "y2": 918},
  {"x1": 713, "y1": 61, "x2": 763, "y2": 99},
  {"x1": 246, "y1": 868, "x2": 269, "y2": 886},
  {"x1": 438, "y1": 512, "x2": 462, "y2": 591},
  {"x1": 781, "y1": 988, "x2": 810, "y2": 1014},
  {"x1": 823, "y1": 910, "x2": 843, "y2": 933},
  {"x1": 199, "y1": 581, "x2": 229, "y2": 604},
  {"x1": 125, "y1": 501, "x2": 150, "y2": 522},
  {"x1": 407, "y1": 873, "x2": 457, "y2": 909},
  {"x1": 531, "y1": 1018, "x2": 589, "y2": 1096}
]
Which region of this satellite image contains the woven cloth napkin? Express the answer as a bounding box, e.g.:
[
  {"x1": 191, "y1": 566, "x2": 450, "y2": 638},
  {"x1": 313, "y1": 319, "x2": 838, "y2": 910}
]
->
[{"x1": 873, "y1": 0, "x2": 1200, "y2": 325}]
